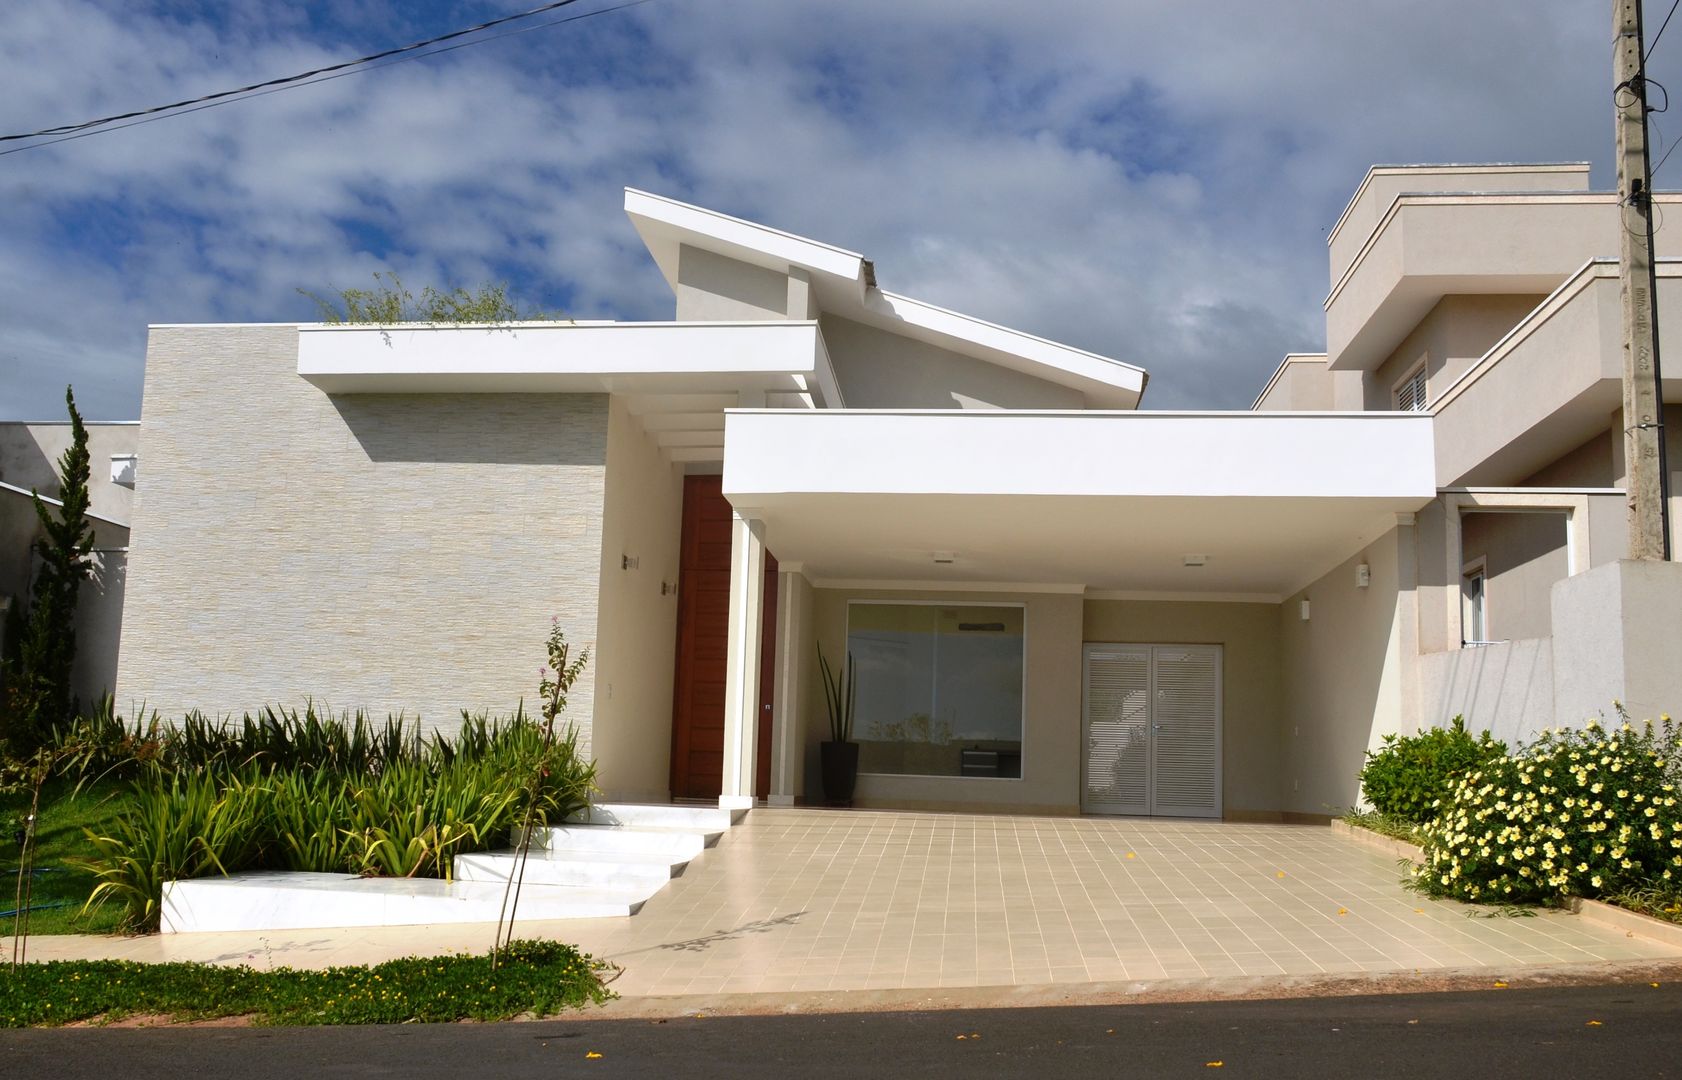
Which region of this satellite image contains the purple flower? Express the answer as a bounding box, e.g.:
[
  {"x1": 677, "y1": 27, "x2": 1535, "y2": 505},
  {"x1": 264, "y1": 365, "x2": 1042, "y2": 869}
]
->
[
  {"x1": 551, "y1": 615, "x2": 559, "y2": 626},
  {"x1": 539, "y1": 667, "x2": 548, "y2": 677}
]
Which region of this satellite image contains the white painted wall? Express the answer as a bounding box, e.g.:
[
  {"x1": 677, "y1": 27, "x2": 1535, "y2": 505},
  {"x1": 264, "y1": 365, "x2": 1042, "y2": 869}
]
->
[{"x1": 590, "y1": 396, "x2": 684, "y2": 801}]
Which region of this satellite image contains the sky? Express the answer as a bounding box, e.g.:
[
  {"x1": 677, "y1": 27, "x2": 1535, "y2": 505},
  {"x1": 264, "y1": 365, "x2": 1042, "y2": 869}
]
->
[{"x1": 0, "y1": 1, "x2": 1653, "y2": 420}]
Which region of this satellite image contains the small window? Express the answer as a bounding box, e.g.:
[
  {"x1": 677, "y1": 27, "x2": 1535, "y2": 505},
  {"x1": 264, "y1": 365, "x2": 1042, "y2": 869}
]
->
[
  {"x1": 1394, "y1": 364, "x2": 1428, "y2": 412},
  {"x1": 1462, "y1": 562, "x2": 1488, "y2": 645}
]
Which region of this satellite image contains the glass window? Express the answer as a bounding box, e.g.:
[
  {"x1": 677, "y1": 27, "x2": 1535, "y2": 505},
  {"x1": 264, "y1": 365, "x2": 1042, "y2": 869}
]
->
[{"x1": 846, "y1": 603, "x2": 1024, "y2": 778}]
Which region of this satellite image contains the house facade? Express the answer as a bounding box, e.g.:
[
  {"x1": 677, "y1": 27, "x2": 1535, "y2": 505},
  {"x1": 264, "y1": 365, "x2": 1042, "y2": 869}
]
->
[{"x1": 115, "y1": 163, "x2": 1682, "y2": 821}]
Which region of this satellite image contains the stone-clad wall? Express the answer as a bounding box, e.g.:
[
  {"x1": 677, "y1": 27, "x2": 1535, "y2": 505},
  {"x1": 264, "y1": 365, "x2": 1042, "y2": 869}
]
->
[{"x1": 117, "y1": 325, "x2": 608, "y2": 750}]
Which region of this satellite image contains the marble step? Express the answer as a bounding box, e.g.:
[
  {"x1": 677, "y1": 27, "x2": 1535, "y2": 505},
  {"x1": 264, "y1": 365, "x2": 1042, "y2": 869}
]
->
[
  {"x1": 521, "y1": 823, "x2": 720, "y2": 859},
  {"x1": 160, "y1": 871, "x2": 652, "y2": 934},
  {"x1": 454, "y1": 846, "x2": 689, "y2": 888},
  {"x1": 573, "y1": 802, "x2": 739, "y2": 831}
]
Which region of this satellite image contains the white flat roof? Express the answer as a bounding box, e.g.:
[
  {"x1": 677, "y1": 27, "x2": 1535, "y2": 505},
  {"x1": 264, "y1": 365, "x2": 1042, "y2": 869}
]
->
[
  {"x1": 296, "y1": 320, "x2": 844, "y2": 406},
  {"x1": 722, "y1": 409, "x2": 1434, "y2": 596}
]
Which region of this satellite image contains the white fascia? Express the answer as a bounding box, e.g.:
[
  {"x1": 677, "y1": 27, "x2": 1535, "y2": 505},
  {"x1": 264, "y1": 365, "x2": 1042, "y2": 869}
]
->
[
  {"x1": 297, "y1": 321, "x2": 842, "y2": 404},
  {"x1": 723, "y1": 409, "x2": 1435, "y2": 500}
]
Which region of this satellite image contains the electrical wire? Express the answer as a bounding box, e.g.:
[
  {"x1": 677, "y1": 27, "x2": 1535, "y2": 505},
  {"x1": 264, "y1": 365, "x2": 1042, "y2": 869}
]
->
[
  {"x1": 0, "y1": 0, "x2": 652, "y2": 158},
  {"x1": 1655, "y1": 129, "x2": 1681, "y2": 179},
  {"x1": 1649, "y1": 0, "x2": 1682, "y2": 61}
]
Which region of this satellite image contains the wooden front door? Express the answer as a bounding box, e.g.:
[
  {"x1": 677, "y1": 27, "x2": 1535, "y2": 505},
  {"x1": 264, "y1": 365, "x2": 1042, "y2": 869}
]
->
[{"x1": 669, "y1": 475, "x2": 777, "y2": 800}]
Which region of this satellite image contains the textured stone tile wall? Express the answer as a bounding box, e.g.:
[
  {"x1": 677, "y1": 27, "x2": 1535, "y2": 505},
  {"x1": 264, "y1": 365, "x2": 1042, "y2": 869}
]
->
[{"x1": 117, "y1": 325, "x2": 608, "y2": 749}]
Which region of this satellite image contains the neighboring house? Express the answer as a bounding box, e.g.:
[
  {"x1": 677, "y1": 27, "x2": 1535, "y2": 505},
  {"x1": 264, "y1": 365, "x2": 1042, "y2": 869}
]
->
[
  {"x1": 0, "y1": 420, "x2": 137, "y2": 709},
  {"x1": 114, "y1": 162, "x2": 1682, "y2": 822}
]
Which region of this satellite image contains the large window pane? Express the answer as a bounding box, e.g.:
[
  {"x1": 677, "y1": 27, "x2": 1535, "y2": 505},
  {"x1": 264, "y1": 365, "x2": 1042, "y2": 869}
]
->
[{"x1": 847, "y1": 603, "x2": 1024, "y2": 778}]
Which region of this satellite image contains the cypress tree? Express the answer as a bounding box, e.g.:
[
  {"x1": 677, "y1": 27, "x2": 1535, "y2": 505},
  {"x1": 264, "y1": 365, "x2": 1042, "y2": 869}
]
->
[{"x1": 2, "y1": 386, "x2": 94, "y2": 756}]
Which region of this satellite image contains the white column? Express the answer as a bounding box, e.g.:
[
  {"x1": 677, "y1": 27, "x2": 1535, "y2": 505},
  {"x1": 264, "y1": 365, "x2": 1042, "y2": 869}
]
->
[
  {"x1": 719, "y1": 509, "x2": 767, "y2": 811},
  {"x1": 769, "y1": 563, "x2": 810, "y2": 806}
]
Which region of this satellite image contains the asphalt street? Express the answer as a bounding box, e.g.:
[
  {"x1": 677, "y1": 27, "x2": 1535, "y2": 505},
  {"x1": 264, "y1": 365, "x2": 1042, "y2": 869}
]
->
[{"x1": 4, "y1": 981, "x2": 1682, "y2": 1079}]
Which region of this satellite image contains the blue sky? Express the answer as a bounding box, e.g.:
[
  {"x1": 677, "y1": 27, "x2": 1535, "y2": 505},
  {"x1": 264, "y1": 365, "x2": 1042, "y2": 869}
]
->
[{"x1": 0, "y1": 1, "x2": 1640, "y2": 419}]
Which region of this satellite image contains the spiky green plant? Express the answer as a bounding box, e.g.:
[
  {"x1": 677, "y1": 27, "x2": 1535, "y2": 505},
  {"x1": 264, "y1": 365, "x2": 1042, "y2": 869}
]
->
[
  {"x1": 82, "y1": 766, "x2": 270, "y2": 931},
  {"x1": 818, "y1": 649, "x2": 856, "y2": 743}
]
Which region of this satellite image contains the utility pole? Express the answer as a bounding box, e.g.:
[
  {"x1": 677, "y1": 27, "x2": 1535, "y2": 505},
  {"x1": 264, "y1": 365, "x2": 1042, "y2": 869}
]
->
[{"x1": 1615, "y1": 0, "x2": 1672, "y2": 560}]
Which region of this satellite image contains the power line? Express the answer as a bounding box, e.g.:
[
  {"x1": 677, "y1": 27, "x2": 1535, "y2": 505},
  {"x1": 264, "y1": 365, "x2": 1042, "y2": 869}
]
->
[
  {"x1": 1649, "y1": 0, "x2": 1682, "y2": 60},
  {"x1": 0, "y1": 0, "x2": 652, "y2": 158},
  {"x1": 0, "y1": 0, "x2": 615, "y2": 145}
]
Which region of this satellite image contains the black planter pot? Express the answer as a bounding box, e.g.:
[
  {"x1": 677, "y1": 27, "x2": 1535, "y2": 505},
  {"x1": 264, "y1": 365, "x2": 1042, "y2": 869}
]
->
[{"x1": 820, "y1": 740, "x2": 860, "y2": 807}]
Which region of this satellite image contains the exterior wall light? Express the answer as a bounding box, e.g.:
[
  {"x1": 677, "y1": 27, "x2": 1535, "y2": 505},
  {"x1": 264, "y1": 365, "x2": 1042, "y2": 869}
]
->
[
  {"x1": 1299, "y1": 598, "x2": 1311, "y2": 621},
  {"x1": 1356, "y1": 562, "x2": 1371, "y2": 588}
]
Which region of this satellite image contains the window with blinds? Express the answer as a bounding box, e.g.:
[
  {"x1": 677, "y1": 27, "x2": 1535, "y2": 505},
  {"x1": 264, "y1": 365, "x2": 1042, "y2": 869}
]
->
[{"x1": 1394, "y1": 365, "x2": 1428, "y2": 411}]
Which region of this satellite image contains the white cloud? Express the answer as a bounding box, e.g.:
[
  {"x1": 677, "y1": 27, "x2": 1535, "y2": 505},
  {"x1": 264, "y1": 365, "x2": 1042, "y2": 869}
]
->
[{"x1": 0, "y1": 0, "x2": 1631, "y2": 417}]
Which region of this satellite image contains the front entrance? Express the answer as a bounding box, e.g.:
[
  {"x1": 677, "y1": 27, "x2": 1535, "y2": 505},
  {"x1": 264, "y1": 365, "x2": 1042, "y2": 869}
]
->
[
  {"x1": 669, "y1": 475, "x2": 777, "y2": 800},
  {"x1": 1081, "y1": 643, "x2": 1222, "y2": 818}
]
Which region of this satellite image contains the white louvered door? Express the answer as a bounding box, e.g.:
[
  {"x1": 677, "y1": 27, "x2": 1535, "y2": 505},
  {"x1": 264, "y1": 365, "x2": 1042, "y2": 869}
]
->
[
  {"x1": 1082, "y1": 647, "x2": 1151, "y2": 815},
  {"x1": 1081, "y1": 644, "x2": 1221, "y2": 818}
]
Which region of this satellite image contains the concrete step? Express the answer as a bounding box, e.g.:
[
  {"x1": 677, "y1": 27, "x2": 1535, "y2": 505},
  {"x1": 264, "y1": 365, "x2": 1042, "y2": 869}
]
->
[
  {"x1": 160, "y1": 871, "x2": 652, "y2": 934},
  {"x1": 454, "y1": 847, "x2": 688, "y2": 888},
  {"x1": 522, "y1": 823, "x2": 718, "y2": 859},
  {"x1": 574, "y1": 802, "x2": 739, "y2": 831}
]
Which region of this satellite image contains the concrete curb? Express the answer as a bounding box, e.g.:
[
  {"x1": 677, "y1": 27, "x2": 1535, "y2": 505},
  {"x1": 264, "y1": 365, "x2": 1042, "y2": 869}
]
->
[
  {"x1": 578, "y1": 957, "x2": 1682, "y2": 1019},
  {"x1": 1570, "y1": 897, "x2": 1682, "y2": 950},
  {"x1": 1330, "y1": 819, "x2": 1425, "y2": 864},
  {"x1": 1331, "y1": 821, "x2": 1682, "y2": 954}
]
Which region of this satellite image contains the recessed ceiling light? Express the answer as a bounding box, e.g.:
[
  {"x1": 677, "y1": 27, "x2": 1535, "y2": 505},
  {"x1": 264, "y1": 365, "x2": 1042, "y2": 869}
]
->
[
  {"x1": 1183, "y1": 554, "x2": 1209, "y2": 567},
  {"x1": 932, "y1": 551, "x2": 956, "y2": 564}
]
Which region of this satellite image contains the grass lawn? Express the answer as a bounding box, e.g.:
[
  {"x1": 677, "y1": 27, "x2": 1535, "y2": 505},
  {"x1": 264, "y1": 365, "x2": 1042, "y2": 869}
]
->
[
  {"x1": 1, "y1": 939, "x2": 613, "y2": 1026},
  {"x1": 3, "y1": 778, "x2": 131, "y2": 938}
]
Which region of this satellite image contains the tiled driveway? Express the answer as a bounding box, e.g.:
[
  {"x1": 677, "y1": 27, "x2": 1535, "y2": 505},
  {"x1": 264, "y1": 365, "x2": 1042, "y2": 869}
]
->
[
  {"x1": 561, "y1": 808, "x2": 1678, "y2": 996},
  {"x1": 16, "y1": 808, "x2": 1680, "y2": 997}
]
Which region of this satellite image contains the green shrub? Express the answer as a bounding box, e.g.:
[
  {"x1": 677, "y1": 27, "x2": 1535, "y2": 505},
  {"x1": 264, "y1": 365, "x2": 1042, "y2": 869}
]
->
[
  {"x1": 1415, "y1": 718, "x2": 1682, "y2": 904},
  {"x1": 77, "y1": 706, "x2": 599, "y2": 929},
  {"x1": 1359, "y1": 717, "x2": 1506, "y2": 824},
  {"x1": 1, "y1": 939, "x2": 611, "y2": 1027},
  {"x1": 82, "y1": 766, "x2": 271, "y2": 931}
]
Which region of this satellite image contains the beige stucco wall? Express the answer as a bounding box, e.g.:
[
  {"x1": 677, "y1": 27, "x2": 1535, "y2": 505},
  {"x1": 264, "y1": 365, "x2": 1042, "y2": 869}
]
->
[
  {"x1": 1328, "y1": 165, "x2": 1591, "y2": 288},
  {"x1": 809, "y1": 587, "x2": 1083, "y2": 814},
  {"x1": 674, "y1": 244, "x2": 791, "y2": 322},
  {"x1": 1459, "y1": 511, "x2": 1569, "y2": 642},
  {"x1": 1524, "y1": 428, "x2": 1617, "y2": 487},
  {"x1": 1082, "y1": 598, "x2": 1283, "y2": 818},
  {"x1": 1418, "y1": 639, "x2": 1554, "y2": 748},
  {"x1": 819, "y1": 315, "x2": 1089, "y2": 411},
  {"x1": 1279, "y1": 526, "x2": 1412, "y2": 817},
  {"x1": 71, "y1": 546, "x2": 127, "y2": 710},
  {"x1": 1254, "y1": 358, "x2": 1333, "y2": 412},
  {"x1": 589, "y1": 396, "x2": 683, "y2": 800},
  {"x1": 0, "y1": 422, "x2": 138, "y2": 525},
  {"x1": 1366, "y1": 294, "x2": 1545, "y2": 412},
  {"x1": 117, "y1": 325, "x2": 609, "y2": 746}
]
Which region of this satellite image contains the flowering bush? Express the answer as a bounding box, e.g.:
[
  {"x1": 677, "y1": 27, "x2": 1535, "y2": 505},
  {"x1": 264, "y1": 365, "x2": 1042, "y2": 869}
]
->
[
  {"x1": 1415, "y1": 717, "x2": 1682, "y2": 904},
  {"x1": 1359, "y1": 716, "x2": 1506, "y2": 824}
]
